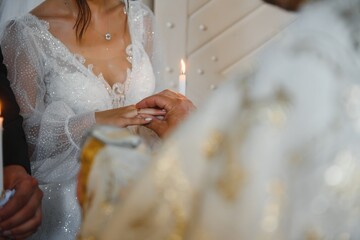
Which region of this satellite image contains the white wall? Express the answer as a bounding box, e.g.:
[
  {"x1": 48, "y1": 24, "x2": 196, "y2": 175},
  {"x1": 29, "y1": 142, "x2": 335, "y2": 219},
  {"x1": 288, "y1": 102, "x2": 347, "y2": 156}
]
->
[{"x1": 155, "y1": 0, "x2": 295, "y2": 106}]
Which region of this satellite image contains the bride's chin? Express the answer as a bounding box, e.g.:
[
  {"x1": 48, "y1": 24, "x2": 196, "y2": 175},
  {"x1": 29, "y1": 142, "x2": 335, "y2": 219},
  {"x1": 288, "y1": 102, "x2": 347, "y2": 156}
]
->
[{"x1": 263, "y1": 0, "x2": 302, "y2": 11}]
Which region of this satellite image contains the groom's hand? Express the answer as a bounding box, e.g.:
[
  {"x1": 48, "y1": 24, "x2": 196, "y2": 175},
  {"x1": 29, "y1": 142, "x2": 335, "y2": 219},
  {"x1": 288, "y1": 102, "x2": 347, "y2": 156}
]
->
[
  {"x1": 0, "y1": 165, "x2": 43, "y2": 239},
  {"x1": 136, "y1": 89, "x2": 196, "y2": 138}
]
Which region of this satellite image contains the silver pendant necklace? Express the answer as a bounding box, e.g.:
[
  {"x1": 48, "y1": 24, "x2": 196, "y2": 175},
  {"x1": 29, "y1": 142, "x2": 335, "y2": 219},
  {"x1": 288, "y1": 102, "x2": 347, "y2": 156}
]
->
[
  {"x1": 105, "y1": 33, "x2": 112, "y2": 41},
  {"x1": 102, "y1": 4, "x2": 129, "y2": 41},
  {"x1": 64, "y1": 0, "x2": 127, "y2": 41},
  {"x1": 92, "y1": 19, "x2": 112, "y2": 41}
]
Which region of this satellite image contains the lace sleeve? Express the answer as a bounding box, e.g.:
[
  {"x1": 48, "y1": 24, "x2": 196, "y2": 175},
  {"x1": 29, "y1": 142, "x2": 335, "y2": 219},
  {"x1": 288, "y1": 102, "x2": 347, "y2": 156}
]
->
[
  {"x1": 138, "y1": 2, "x2": 166, "y2": 92},
  {"x1": 1, "y1": 20, "x2": 95, "y2": 181}
]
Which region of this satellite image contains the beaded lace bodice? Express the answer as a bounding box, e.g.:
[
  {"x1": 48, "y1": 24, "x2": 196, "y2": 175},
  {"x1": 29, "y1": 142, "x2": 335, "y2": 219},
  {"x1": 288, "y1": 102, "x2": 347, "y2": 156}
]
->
[{"x1": 26, "y1": 15, "x2": 155, "y2": 114}]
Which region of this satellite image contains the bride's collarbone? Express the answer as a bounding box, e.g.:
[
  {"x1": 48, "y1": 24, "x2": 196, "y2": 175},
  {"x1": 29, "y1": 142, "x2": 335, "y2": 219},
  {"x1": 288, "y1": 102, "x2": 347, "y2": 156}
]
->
[
  {"x1": 34, "y1": 0, "x2": 130, "y2": 50},
  {"x1": 52, "y1": 23, "x2": 131, "y2": 57}
]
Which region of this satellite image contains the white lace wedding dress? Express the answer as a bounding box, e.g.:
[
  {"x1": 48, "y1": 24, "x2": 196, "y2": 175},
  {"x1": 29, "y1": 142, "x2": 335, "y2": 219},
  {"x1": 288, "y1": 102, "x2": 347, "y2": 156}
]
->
[{"x1": 0, "y1": 1, "x2": 163, "y2": 239}]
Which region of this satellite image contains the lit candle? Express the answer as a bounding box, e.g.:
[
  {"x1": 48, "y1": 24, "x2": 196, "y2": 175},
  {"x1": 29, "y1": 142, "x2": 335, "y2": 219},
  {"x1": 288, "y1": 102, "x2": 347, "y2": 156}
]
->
[
  {"x1": 179, "y1": 59, "x2": 186, "y2": 96},
  {"x1": 0, "y1": 103, "x2": 3, "y2": 192}
]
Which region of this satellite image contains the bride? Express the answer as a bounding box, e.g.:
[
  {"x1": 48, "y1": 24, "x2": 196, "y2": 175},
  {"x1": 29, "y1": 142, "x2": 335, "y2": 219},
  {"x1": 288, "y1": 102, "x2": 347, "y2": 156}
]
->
[{"x1": 0, "y1": 0, "x2": 169, "y2": 239}]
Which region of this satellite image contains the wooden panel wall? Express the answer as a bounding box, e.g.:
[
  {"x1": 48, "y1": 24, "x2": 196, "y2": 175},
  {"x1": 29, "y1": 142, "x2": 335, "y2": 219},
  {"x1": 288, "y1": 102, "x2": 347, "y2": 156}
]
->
[{"x1": 155, "y1": 0, "x2": 295, "y2": 106}]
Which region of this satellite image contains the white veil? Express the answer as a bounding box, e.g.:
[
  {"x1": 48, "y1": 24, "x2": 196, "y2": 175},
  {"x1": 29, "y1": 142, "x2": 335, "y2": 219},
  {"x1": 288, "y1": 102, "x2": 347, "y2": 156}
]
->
[{"x1": 0, "y1": 0, "x2": 44, "y2": 26}]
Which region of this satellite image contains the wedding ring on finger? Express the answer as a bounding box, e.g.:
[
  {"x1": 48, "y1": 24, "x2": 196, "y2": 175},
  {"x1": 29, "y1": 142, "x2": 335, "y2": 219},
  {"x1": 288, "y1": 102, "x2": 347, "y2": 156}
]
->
[{"x1": 127, "y1": 107, "x2": 138, "y2": 118}]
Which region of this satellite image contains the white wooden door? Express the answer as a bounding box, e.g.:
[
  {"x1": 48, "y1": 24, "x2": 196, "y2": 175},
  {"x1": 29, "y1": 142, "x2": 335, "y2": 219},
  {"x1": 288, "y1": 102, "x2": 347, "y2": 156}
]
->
[{"x1": 155, "y1": 0, "x2": 295, "y2": 106}]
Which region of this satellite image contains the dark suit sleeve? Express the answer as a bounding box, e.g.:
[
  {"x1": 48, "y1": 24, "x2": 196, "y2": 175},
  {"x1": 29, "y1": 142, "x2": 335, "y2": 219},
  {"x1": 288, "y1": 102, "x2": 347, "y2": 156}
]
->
[{"x1": 0, "y1": 49, "x2": 31, "y2": 174}]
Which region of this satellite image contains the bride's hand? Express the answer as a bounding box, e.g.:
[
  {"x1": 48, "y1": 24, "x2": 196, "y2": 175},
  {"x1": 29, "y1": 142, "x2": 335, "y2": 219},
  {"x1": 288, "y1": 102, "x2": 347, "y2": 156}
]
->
[
  {"x1": 95, "y1": 105, "x2": 166, "y2": 127},
  {"x1": 136, "y1": 90, "x2": 196, "y2": 137}
]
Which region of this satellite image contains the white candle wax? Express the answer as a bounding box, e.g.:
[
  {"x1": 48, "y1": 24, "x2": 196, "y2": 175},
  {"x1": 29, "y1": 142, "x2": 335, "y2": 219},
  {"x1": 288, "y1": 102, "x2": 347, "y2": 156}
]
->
[
  {"x1": 179, "y1": 59, "x2": 186, "y2": 95},
  {"x1": 179, "y1": 74, "x2": 186, "y2": 96}
]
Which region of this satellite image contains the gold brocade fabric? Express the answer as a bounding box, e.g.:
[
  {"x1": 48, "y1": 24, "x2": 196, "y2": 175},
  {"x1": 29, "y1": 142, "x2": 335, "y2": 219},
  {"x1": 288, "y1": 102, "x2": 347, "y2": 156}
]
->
[
  {"x1": 78, "y1": 136, "x2": 105, "y2": 208},
  {"x1": 77, "y1": 125, "x2": 152, "y2": 240}
]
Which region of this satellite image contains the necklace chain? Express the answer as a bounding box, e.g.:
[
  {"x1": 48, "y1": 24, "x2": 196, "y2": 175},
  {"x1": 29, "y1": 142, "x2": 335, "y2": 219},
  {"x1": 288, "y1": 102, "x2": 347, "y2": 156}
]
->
[{"x1": 64, "y1": 0, "x2": 126, "y2": 41}]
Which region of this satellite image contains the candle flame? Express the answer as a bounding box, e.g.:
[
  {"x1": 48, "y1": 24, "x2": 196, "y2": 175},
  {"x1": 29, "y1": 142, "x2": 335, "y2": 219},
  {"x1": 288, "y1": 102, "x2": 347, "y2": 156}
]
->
[{"x1": 181, "y1": 59, "x2": 186, "y2": 75}]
